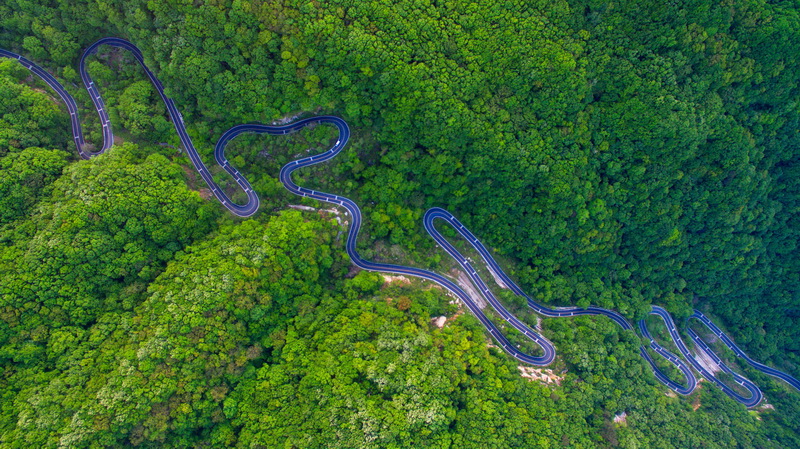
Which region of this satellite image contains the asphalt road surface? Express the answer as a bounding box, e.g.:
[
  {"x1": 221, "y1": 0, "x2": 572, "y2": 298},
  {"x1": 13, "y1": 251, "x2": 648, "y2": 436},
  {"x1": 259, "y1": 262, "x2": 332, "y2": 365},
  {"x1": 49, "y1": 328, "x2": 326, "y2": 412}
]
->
[{"x1": 3, "y1": 37, "x2": 798, "y2": 408}]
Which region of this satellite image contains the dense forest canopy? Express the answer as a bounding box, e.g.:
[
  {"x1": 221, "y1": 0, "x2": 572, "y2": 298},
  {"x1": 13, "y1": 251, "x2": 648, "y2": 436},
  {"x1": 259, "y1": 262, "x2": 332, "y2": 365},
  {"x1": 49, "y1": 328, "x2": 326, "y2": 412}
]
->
[{"x1": 0, "y1": 0, "x2": 799, "y2": 447}]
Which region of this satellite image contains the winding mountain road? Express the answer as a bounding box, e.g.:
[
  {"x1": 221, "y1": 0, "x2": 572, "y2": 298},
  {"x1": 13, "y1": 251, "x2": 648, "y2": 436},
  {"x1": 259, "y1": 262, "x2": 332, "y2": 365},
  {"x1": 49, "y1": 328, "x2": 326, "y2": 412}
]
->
[{"x1": 2, "y1": 37, "x2": 798, "y2": 408}]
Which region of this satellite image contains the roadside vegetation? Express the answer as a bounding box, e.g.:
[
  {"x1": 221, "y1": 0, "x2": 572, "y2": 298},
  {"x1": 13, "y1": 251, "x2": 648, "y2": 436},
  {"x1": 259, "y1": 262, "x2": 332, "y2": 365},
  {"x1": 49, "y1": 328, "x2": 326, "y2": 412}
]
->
[{"x1": 0, "y1": 0, "x2": 799, "y2": 447}]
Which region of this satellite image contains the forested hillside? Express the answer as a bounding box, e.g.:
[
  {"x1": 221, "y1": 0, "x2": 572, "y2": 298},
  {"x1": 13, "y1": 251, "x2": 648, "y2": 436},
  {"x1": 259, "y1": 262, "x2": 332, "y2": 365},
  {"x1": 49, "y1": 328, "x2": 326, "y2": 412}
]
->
[{"x1": 0, "y1": 0, "x2": 799, "y2": 447}]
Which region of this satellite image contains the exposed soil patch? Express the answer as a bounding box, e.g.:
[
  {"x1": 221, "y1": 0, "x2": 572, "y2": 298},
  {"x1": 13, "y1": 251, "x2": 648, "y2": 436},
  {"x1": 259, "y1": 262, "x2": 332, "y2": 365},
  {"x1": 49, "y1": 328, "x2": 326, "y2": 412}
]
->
[
  {"x1": 288, "y1": 204, "x2": 318, "y2": 212},
  {"x1": 382, "y1": 274, "x2": 411, "y2": 286},
  {"x1": 454, "y1": 270, "x2": 487, "y2": 309},
  {"x1": 485, "y1": 263, "x2": 509, "y2": 289},
  {"x1": 272, "y1": 113, "x2": 303, "y2": 125},
  {"x1": 431, "y1": 316, "x2": 447, "y2": 328},
  {"x1": 760, "y1": 403, "x2": 775, "y2": 410},
  {"x1": 517, "y1": 366, "x2": 564, "y2": 386},
  {"x1": 288, "y1": 204, "x2": 346, "y2": 230},
  {"x1": 693, "y1": 345, "x2": 722, "y2": 375}
]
